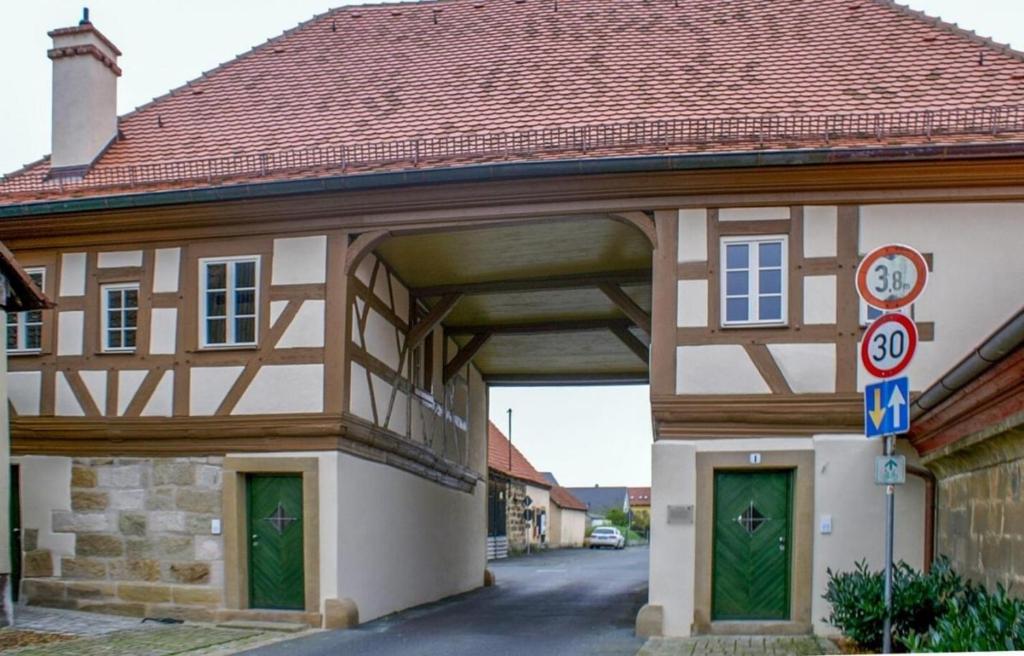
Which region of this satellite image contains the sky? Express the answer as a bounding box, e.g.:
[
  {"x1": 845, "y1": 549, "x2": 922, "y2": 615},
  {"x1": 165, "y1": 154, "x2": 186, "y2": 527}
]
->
[{"x1": 2, "y1": 1, "x2": 1023, "y2": 486}]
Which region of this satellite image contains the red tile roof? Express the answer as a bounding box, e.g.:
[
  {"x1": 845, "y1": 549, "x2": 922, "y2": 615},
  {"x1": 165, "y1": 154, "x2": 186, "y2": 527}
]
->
[
  {"x1": 5, "y1": 0, "x2": 1024, "y2": 202},
  {"x1": 550, "y1": 485, "x2": 588, "y2": 512},
  {"x1": 487, "y1": 421, "x2": 551, "y2": 488},
  {"x1": 628, "y1": 487, "x2": 652, "y2": 507}
]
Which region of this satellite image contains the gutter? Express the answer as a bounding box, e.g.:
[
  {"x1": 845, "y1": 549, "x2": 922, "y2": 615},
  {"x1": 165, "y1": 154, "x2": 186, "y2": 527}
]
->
[
  {"x1": 910, "y1": 306, "x2": 1024, "y2": 419},
  {"x1": 4, "y1": 140, "x2": 1024, "y2": 219}
]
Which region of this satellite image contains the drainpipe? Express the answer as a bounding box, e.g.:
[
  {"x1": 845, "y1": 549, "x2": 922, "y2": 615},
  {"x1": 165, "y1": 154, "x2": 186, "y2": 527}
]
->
[{"x1": 906, "y1": 465, "x2": 936, "y2": 572}]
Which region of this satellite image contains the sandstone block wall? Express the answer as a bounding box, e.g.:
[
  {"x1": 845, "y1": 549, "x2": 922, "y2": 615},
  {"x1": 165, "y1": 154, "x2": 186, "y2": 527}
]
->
[
  {"x1": 21, "y1": 457, "x2": 225, "y2": 621},
  {"x1": 934, "y1": 434, "x2": 1024, "y2": 596}
]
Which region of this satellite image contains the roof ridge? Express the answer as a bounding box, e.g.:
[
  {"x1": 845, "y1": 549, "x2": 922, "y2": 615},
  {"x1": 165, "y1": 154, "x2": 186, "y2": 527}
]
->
[{"x1": 868, "y1": 0, "x2": 1024, "y2": 64}]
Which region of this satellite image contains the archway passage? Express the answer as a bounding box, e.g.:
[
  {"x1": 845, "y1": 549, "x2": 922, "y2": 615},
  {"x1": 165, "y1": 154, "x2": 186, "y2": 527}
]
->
[{"x1": 370, "y1": 214, "x2": 654, "y2": 386}]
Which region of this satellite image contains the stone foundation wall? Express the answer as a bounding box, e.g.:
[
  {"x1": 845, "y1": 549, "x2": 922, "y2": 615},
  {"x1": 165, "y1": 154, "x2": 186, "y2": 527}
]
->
[
  {"x1": 934, "y1": 438, "x2": 1024, "y2": 596},
  {"x1": 506, "y1": 481, "x2": 528, "y2": 553},
  {"x1": 22, "y1": 457, "x2": 225, "y2": 620}
]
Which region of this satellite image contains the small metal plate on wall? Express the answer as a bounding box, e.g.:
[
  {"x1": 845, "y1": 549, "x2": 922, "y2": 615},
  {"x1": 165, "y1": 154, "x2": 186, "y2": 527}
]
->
[{"x1": 667, "y1": 505, "x2": 694, "y2": 525}]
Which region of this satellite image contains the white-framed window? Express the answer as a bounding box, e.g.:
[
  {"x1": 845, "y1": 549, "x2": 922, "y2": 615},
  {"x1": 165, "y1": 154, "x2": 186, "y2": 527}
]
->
[
  {"x1": 7, "y1": 268, "x2": 45, "y2": 353},
  {"x1": 721, "y1": 236, "x2": 788, "y2": 326},
  {"x1": 101, "y1": 283, "x2": 139, "y2": 352},
  {"x1": 200, "y1": 256, "x2": 259, "y2": 347}
]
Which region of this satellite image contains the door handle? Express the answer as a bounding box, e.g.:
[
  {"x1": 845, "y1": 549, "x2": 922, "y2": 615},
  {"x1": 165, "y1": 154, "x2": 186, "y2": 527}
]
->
[{"x1": 779, "y1": 536, "x2": 786, "y2": 552}]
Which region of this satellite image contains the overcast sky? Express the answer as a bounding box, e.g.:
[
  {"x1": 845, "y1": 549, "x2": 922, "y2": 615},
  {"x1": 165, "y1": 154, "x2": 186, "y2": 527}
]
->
[{"x1": 3, "y1": 1, "x2": 1023, "y2": 486}]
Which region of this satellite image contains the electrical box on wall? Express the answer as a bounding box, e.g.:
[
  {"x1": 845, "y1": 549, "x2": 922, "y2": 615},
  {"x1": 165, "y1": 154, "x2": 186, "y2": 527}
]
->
[
  {"x1": 820, "y1": 514, "x2": 833, "y2": 535},
  {"x1": 211, "y1": 518, "x2": 222, "y2": 535},
  {"x1": 749, "y1": 453, "x2": 762, "y2": 465}
]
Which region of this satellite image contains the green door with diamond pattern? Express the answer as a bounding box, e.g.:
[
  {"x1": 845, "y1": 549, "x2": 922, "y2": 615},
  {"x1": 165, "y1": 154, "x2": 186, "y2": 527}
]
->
[
  {"x1": 247, "y1": 474, "x2": 304, "y2": 610},
  {"x1": 712, "y1": 470, "x2": 792, "y2": 620}
]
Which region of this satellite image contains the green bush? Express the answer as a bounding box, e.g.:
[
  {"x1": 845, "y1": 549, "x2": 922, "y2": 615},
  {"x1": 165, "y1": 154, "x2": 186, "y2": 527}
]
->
[
  {"x1": 822, "y1": 558, "x2": 961, "y2": 652},
  {"x1": 901, "y1": 583, "x2": 1024, "y2": 652}
]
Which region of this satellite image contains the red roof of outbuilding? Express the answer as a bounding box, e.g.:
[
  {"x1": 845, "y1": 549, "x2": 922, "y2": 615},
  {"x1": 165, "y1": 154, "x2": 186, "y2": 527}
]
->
[
  {"x1": 5, "y1": 0, "x2": 1024, "y2": 202},
  {"x1": 488, "y1": 422, "x2": 551, "y2": 488},
  {"x1": 551, "y1": 485, "x2": 588, "y2": 512}
]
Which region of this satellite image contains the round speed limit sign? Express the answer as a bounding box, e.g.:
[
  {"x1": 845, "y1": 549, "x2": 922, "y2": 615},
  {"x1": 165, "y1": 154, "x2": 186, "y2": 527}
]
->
[
  {"x1": 861, "y1": 313, "x2": 918, "y2": 378},
  {"x1": 856, "y1": 244, "x2": 928, "y2": 310}
]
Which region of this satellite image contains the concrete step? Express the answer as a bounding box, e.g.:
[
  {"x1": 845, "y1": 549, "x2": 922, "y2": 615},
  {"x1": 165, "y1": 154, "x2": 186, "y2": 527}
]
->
[{"x1": 217, "y1": 620, "x2": 308, "y2": 633}]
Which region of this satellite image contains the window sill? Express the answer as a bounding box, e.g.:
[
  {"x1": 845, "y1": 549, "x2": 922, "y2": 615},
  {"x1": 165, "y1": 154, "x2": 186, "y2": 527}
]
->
[
  {"x1": 8, "y1": 350, "x2": 44, "y2": 357},
  {"x1": 720, "y1": 322, "x2": 789, "y2": 330},
  {"x1": 194, "y1": 344, "x2": 259, "y2": 352}
]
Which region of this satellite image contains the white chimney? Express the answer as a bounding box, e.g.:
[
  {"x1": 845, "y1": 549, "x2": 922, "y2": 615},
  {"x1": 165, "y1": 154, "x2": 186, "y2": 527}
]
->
[{"x1": 48, "y1": 8, "x2": 121, "y2": 172}]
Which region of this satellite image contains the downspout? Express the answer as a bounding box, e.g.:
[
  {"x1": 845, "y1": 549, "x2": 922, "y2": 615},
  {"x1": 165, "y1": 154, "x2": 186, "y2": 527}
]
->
[{"x1": 906, "y1": 465, "x2": 936, "y2": 572}]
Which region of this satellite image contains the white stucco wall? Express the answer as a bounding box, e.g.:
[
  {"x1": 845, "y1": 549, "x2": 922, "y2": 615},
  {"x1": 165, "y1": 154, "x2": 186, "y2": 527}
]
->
[
  {"x1": 551, "y1": 506, "x2": 587, "y2": 547},
  {"x1": 811, "y1": 434, "x2": 926, "y2": 635},
  {"x1": 649, "y1": 441, "x2": 697, "y2": 637},
  {"x1": 335, "y1": 453, "x2": 486, "y2": 623}
]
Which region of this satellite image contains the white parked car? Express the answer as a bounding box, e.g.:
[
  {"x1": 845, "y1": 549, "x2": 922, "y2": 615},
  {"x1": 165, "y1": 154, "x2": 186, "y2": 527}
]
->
[{"x1": 587, "y1": 527, "x2": 625, "y2": 550}]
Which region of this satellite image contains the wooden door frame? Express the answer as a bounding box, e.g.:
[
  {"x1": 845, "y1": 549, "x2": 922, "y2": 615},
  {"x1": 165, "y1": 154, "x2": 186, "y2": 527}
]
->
[
  {"x1": 223, "y1": 457, "x2": 320, "y2": 615},
  {"x1": 694, "y1": 450, "x2": 814, "y2": 635},
  {"x1": 710, "y1": 469, "x2": 793, "y2": 621}
]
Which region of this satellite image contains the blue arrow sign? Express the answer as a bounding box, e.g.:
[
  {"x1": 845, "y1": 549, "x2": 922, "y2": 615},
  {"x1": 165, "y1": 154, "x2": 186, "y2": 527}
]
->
[{"x1": 864, "y1": 376, "x2": 910, "y2": 438}]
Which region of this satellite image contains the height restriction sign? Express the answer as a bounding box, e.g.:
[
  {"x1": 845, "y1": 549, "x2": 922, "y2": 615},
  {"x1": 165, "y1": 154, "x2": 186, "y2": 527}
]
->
[{"x1": 856, "y1": 244, "x2": 929, "y2": 310}]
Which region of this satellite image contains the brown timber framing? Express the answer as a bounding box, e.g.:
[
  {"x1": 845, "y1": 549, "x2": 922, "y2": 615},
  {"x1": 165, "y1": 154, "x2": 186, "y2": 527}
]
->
[
  {"x1": 598, "y1": 283, "x2": 652, "y2": 335},
  {"x1": 443, "y1": 332, "x2": 491, "y2": 384},
  {"x1": 409, "y1": 269, "x2": 651, "y2": 298}
]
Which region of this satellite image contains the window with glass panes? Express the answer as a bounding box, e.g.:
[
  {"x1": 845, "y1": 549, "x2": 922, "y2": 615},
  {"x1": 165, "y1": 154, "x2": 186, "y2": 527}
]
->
[
  {"x1": 7, "y1": 268, "x2": 45, "y2": 353},
  {"x1": 102, "y1": 283, "x2": 139, "y2": 352},
  {"x1": 201, "y1": 257, "x2": 258, "y2": 347},
  {"x1": 722, "y1": 236, "x2": 787, "y2": 325}
]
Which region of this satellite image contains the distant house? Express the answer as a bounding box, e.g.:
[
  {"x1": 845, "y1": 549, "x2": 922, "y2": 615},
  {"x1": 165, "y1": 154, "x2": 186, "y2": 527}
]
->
[
  {"x1": 628, "y1": 487, "x2": 652, "y2": 526},
  {"x1": 0, "y1": 244, "x2": 51, "y2": 625},
  {"x1": 565, "y1": 486, "x2": 630, "y2": 526},
  {"x1": 487, "y1": 422, "x2": 551, "y2": 557}
]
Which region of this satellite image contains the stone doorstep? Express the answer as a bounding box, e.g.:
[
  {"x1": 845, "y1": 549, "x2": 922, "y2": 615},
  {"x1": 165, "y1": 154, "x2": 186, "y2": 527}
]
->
[
  {"x1": 214, "y1": 608, "x2": 321, "y2": 628},
  {"x1": 216, "y1": 620, "x2": 307, "y2": 633}
]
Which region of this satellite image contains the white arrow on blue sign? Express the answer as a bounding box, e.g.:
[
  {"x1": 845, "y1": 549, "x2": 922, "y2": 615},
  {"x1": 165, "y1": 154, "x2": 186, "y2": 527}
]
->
[{"x1": 864, "y1": 376, "x2": 910, "y2": 438}]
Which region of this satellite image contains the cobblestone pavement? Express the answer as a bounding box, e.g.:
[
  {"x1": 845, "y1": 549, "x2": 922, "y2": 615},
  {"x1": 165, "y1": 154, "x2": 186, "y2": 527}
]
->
[
  {"x1": 637, "y1": 635, "x2": 840, "y2": 656},
  {"x1": 4, "y1": 625, "x2": 261, "y2": 655},
  {"x1": 1, "y1": 606, "x2": 312, "y2": 655},
  {"x1": 10, "y1": 606, "x2": 155, "y2": 636}
]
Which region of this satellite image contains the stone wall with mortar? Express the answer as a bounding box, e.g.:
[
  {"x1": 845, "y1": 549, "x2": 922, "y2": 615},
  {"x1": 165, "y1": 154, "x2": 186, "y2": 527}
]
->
[
  {"x1": 931, "y1": 429, "x2": 1024, "y2": 597},
  {"x1": 21, "y1": 456, "x2": 225, "y2": 620},
  {"x1": 505, "y1": 480, "x2": 528, "y2": 553}
]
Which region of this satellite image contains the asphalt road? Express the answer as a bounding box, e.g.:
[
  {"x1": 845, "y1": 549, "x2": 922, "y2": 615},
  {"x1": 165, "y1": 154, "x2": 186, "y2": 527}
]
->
[{"x1": 243, "y1": 545, "x2": 649, "y2": 656}]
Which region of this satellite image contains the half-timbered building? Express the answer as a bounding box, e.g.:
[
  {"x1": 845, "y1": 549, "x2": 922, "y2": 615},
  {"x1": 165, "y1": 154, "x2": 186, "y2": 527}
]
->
[{"x1": 2, "y1": 0, "x2": 1024, "y2": 637}]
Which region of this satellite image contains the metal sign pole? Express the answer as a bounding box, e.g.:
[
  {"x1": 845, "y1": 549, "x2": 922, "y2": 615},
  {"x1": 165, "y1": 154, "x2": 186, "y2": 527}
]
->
[{"x1": 882, "y1": 434, "x2": 895, "y2": 654}]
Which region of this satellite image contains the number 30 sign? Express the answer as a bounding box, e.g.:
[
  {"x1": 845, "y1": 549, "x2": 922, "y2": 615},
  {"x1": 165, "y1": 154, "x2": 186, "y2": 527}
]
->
[
  {"x1": 861, "y1": 313, "x2": 918, "y2": 378},
  {"x1": 855, "y1": 244, "x2": 929, "y2": 310}
]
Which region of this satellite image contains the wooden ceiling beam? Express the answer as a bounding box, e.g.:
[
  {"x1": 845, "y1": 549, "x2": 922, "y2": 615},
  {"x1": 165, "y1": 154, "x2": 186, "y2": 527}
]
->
[
  {"x1": 407, "y1": 293, "x2": 462, "y2": 349},
  {"x1": 443, "y1": 332, "x2": 492, "y2": 384},
  {"x1": 599, "y1": 283, "x2": 652, "y2": 335},
  {"x1": 446, "y1": 318, "x2": 633, "y2": 336},
  {"x1": 484, "y1": 372, "x2": 649, "y2": 386},
  {"x1": 610, "y1": 325, "x2": 650, "y2": 364},
  {"x1": 410, "y1": 269, "x2": 651, "y2": 298}
]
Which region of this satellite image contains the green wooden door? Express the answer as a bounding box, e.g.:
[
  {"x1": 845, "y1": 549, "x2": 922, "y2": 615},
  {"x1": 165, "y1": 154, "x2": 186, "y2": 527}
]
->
[
  {"x1": 247, "y1": 474, "x2": 304, "y2": 610},
  {"x1": 712, "y1": 470, "x2": 792, "y2": 620}
]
